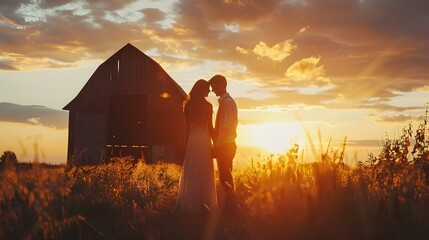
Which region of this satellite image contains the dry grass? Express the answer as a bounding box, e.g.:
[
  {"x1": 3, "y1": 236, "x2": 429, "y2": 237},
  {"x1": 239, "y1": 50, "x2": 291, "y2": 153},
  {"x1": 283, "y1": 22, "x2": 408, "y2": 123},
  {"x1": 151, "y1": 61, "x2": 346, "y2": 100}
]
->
[{"x1": 1, "y1": 110, "x2": 429, "y2": 239}]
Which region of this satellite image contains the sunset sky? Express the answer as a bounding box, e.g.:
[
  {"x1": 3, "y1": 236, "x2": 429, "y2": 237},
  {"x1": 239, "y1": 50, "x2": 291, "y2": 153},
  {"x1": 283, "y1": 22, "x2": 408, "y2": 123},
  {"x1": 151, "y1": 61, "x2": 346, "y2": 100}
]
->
[{"x1": 1, "y1": 0, "x2": 428, "y2": 166}]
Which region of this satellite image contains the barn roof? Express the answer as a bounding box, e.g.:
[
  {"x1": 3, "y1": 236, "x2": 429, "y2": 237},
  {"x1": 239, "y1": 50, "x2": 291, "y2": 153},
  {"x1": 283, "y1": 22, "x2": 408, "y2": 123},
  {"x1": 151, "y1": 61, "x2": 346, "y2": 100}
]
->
[{"x1": 63, "y1": 43, "x2": 186, "y2": 111}]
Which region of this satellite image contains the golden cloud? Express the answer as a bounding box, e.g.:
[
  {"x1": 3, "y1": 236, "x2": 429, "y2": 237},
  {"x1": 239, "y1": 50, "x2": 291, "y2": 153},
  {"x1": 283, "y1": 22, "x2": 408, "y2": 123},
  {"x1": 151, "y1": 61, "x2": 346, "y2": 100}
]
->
[
  {"x1": 285, "y1": 56, "x2": 330, "y2": 85},
  {"x1": 252, "y1": 40, "x2": 296, "y2": 62},
  {"x1": 0, "y1": 53, "x2": 74, "y2": 70},
  {"x1": 298, "y1": 26, "x2": 310, "y2": 34},
  {"x1": 235, "y1": 46, "x2": 249, "y2": 54},
  {"x1": 236, "y1": 39, "x2": 296, "y2": 62}
]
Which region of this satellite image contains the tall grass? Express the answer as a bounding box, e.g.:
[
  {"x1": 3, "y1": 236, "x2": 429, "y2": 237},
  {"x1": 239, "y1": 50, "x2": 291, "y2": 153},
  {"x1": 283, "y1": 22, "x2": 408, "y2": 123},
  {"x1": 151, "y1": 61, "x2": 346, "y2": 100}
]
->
[
  {"x1": 0, "y1": 162, "x2": 82, "y2": 240},
  {"x1": 1, "y1": 109, "x2": 429, "y2": 239}
]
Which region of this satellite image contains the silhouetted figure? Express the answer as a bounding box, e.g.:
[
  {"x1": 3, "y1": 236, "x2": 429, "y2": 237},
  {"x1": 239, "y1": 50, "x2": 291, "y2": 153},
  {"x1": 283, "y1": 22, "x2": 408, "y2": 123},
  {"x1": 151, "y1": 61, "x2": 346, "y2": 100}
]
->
[
  {"x1": 176, "y1": 79, "x2": 218, "y2": 213},
  {"x1": 209, "y1": 74, "x2": 238, "y2": 214}
]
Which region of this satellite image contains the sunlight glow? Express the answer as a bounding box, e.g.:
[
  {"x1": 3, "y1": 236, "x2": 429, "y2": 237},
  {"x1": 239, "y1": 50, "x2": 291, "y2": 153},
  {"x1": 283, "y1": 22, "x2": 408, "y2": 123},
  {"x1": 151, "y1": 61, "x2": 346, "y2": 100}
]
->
[
  {"x1": 0, "y1": 121, "x2": 68, "y2": 164},
  {"x1": 239, "y1": 122, "x2": 306, "y2": 154}
]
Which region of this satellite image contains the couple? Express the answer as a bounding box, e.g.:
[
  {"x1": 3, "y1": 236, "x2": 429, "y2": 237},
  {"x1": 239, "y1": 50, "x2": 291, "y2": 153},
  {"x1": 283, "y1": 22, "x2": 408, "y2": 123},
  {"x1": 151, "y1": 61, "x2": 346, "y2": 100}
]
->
[{"x1": 176, "y1": 74, "x2": 238, "y2": 214}]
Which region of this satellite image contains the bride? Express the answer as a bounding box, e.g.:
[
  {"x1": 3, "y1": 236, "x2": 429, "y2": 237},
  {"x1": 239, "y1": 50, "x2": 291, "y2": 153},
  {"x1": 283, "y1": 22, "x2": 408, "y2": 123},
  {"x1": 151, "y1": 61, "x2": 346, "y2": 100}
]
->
[{"x1": 176, "y1": 79, "x2": 218, "y2": 214}]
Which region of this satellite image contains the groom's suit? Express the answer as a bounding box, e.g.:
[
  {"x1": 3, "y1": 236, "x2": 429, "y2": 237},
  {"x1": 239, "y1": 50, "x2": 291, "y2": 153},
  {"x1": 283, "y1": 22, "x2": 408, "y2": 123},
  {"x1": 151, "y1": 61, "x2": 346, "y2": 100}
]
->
[{"x1": 214, "y1": 92, "x2": 238, "y2": 194}]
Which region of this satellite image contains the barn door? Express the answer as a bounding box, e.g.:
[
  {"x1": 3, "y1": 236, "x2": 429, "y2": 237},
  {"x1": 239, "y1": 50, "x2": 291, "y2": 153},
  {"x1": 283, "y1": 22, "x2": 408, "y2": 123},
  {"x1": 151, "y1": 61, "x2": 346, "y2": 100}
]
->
[{"x1": 107, "y1": 94, "x2": 148, "y2": 160}]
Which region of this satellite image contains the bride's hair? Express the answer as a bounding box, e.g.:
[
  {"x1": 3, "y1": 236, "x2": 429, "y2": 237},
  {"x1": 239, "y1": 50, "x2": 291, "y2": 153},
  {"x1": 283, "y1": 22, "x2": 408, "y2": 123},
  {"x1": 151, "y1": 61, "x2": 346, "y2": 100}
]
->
[
  {"x1": 183, "y1": 79, "x2": 211, "y2": 126},
  {"x1": 183, "y1": 79, "x2": 209, "y2": 105},
  {"x1": 190, "y1": 79, "x2": 208, "y2": 99}
]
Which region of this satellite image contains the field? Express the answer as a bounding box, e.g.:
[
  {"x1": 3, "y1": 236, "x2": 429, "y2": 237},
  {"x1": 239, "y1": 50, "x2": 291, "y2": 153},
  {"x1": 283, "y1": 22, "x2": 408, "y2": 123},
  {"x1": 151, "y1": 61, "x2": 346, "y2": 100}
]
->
[{"x1": 1, "y1": 114, "x2": 429, "y2": 240}]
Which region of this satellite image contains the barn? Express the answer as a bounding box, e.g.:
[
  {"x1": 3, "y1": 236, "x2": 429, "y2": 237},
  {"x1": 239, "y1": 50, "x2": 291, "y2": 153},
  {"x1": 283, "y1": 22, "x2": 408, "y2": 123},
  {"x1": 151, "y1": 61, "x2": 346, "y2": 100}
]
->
[{"x1": 63, "y1": 43, "x2": 187, "y2": 165}]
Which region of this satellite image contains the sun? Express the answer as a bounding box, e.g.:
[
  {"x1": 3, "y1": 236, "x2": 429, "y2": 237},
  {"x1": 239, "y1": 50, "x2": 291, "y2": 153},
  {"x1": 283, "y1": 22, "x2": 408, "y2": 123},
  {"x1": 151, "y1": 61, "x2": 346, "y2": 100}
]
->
[{"x1": 238, "y1": 121, "x2": 306, "y2": 154}]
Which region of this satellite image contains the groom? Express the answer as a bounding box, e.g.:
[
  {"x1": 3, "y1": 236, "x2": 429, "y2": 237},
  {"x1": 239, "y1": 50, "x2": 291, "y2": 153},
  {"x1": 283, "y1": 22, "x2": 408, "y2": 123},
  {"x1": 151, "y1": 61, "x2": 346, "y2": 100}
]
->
[{"x1": 209, "y1": 74, "x2": 238, "y2": 214}]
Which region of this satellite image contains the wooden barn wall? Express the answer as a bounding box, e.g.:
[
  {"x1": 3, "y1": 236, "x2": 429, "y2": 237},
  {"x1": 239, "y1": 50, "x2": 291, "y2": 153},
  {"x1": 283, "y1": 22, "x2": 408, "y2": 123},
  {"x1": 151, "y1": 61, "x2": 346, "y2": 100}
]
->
[
  {"x1": 146, "y1": 64, "x2": 186, "y2": 163},
  {"x1": 66, "y1": 110, "x2": 75, "y2": 165},
  {"x1": 73, "y1": 112, "x2": 107, "y2": 165}
]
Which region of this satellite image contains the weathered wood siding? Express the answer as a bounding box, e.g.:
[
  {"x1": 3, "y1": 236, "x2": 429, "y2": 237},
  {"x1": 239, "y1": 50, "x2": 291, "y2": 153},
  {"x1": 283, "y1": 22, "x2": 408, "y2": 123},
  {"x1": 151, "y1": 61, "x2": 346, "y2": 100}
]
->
[{"x1": 72, "y1": 112, "x2": 107, "y2": 165}]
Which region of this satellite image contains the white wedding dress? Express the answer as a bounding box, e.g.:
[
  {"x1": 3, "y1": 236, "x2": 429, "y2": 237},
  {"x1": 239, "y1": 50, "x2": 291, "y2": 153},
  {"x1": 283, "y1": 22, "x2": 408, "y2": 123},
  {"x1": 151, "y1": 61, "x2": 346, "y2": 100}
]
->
[{"x1": 176, "y1": 125, "x2": 218, "y2": 214}]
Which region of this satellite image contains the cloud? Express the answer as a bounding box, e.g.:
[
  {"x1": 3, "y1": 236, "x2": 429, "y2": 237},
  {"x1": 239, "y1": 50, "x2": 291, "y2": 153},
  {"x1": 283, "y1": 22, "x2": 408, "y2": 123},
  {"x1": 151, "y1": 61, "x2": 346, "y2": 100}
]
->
[
  {"x1": 371, "y1": 112, "x2": 427, "y2": 123},
  {"x1": 1, "y1": 0, "x2": 429, "y2": 112},
  {"x1": 285, "y1": 56, "x2": 330, "y2": 86},
  {"x1": 27, "y1": 117, "x2": 42, "y2": 125},
  {"x1": 0, "y1": 12, "x2": 27, "y2": 29},
  {"x1": 235, "y1": 88, "x2": 336, "y2": 110},
  {"x1": 235, "y1": 46, "x2": 249, "y2": 55},
  {"x1": 0, "y1": 60, "x2": 17, "y2": 70},
  {"x1": 0, "y1": 102, "x2": 68, "y2": 129},
  {"x1": 348, "y1": 139, "x2": 381, "y2": 148},
  {"x1": 298, "y1": 26, "x2": 309, "y2": 34},
  {"x1": 0, "y1": 0, "x2": 171, "y2": 70},
  {"x1": 375, "y1": 114, "x2": 412, "y2": 123},
  {"x1": 0, "y1": 54, "x2": 75, "y2": 69},
  {"x1": 236, "y1": 40, "x2": 296, "y2": 62},
  {"x1": 140, "y1": 8, "x2": 165, "y2": 25},
  {"x1": 175, "y1": 0, "x2": 282, "y2": 25}
]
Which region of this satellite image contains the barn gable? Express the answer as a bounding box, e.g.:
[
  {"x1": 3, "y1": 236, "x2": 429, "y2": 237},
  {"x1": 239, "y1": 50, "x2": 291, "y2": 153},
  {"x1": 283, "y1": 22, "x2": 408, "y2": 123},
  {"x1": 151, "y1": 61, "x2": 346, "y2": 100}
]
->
[{"x1": 63, "y1": 43, "x2": 186, "y2": 165}]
